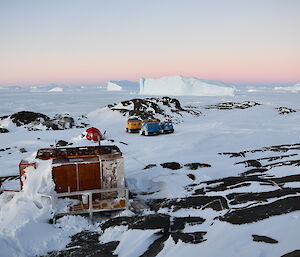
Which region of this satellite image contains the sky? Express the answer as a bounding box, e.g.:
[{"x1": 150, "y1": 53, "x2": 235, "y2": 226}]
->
[{"x1": 0, "y1": 0, "x2": 299, "y2": 87}]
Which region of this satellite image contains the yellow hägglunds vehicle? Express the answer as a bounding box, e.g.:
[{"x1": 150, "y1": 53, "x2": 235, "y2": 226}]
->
[{"x1": 126, "y1": 118, "x2": 142, "y2": 133}]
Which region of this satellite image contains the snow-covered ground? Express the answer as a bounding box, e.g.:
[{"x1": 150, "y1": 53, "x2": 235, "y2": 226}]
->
[{"x1": 0, "y1": 86, "x2": 300, "y2": 257}]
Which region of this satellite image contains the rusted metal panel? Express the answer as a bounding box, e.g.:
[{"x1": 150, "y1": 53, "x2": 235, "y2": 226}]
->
[
  {"x1": 36, "y1": 145, "x2": 121, "y2": 160},
  {"x1": 77, "y1": 162, "x2": 101, "y2": 191},
  {"x1": 52, "y1": 164, "x2": 77, "y2": 193},
  {"x1": 19, "y1": 160, "x2": 36, "y2": 189},
  {"x1": 52, "y1": 160, "x2": 102, "y2": 199}
]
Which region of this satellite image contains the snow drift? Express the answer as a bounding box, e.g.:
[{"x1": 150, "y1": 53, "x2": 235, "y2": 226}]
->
[
  {"x1": 107, "y1": 80, "x2": 139, "y2": 92},
  {"x1": 139, "y1": 75, "x2": 235, "y2": 96}
]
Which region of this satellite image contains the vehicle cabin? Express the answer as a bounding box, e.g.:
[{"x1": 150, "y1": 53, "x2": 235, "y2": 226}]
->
[
  {"x1": 126, "y1": 118, "x2": 142, "y2": 133},
  {"x1": 19, "y1": 145, "x2": 128, "y2": 217},
  {"x1": 160, "y1": 120, "x2": 174, "y2": 134},
  {"x1": 140, "y1": 119, "x2": 161, "y2": 136}
]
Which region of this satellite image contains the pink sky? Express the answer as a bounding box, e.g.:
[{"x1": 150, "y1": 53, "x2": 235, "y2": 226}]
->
[{"x1": 0, "y1": 0, "x2": 299, "y2": 86}]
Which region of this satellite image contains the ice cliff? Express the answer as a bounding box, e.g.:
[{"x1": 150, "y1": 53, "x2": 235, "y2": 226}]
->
[
  {"x1": 139, "y1": 75, "x2": 235, "y2": 96},
  {"x1": 107, "y1": 80, "x2": 139, "y2": 92}
]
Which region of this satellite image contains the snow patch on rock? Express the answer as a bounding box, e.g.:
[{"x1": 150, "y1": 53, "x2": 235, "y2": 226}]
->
[{"x1": 139, "y1": 75, "x2": 235, "y2": 96}]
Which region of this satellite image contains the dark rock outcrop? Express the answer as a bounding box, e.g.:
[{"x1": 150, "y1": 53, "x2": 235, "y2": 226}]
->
[
  {"x1": 160, "y1": 162, "x2": 182, "y2": 170},
  {"x1": 205, "y1": 101, "x2": 261, "y2": 110},
  {"x1": 107, "y1": 97, "x2": 201, "y2": 121},
  {"x1": 0, "y1": 128, "x2": 9, "y2": 133},
  {"x1": 252, "y1": 234, "x2": 278, "y2": 244},
  {"x1": 221, "y1": 197, "x2": 300, "y2": 224},
  {"x1": 11, "y1": 111, "x2": 50, "y2": 127},
  {"x1": 276, "y1": 107, "x2": 298, "y2": 115},
  {"x1": 184, "y1": 163, "x2": 211, "y2": 170},
  {"x1": 47, "y1": 231, "x2": 119, "y2": 257}
]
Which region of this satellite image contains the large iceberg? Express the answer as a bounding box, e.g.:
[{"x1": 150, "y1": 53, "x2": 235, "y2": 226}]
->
[
  {"x1": 107, "y1": 80, "x2": 139, "y2": 92},
  {"x1": 139, "y1": 75, "x2": 235, "y2": 96}
]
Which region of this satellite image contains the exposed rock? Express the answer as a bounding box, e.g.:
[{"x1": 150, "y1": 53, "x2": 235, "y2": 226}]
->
[
  {"x1": 171, "y1": 231, "x2": 206, "y2": 244},
  {"x1": 101, "y1": 216, "x2": 135, "y2": 231},
  {"x1": 47, "y1": 231, "x2": 119, "y2": 257},
  {"x1": 0, "y1": 115, "x2": 9, "y2": 120},
  {"x1": 192, "y1": 174, "x2": 300, "y2": 194},
  {"x1": 3, "y1": 111, "x2": 89, "y2": 131},
  {"x1": 129, "y1": 214, "x2": 170, "y2": 233},
  {"x1": 281, "y1": 250, "x2": 300, "y2": 257},
  {"x1": 184, "y1": 162, "x2": 211, "y2": 170},
  {"x1": 19, "y1": 148, "x2": 27, "y2": 153},
  {"x1": 51, "y1": 114, "x2": 75, "y2": 129},
  {"x1": 227, "y1": 188, "x2": 300, "y2": 205},
  {"x1": 171, "y1": 217, "x2": 205, "y2": 231},
  {"x1": 107, "y1": 97, "x2": 201, "y2": 121},
  {"x1": 236, "y1": 159, "x2": 262, "y2": 168},
  {"x1": 11, "y1": 111, "x2": 50, "y2": 127},
  {"x1": 205, "y1": 101, "x2": 261, "y2": 110},
  {"x1": 262, "y1": 159, "x2": 300, "y2": 169},
  {"x1": 220, "y1": 152, "x2": 246, "y2": 158},
  {"x1": 221, "y1": 196, "x2": 300, "y2": 224},
  {"x1": 144, "y1": 164, "x2": 157, "y2": 170},
  {"x1": 101, "y1": 214, "x2": 205, "y2": 235},
  {"x1": 140, "y1": 233, "x2": 169, "y2": 257},
  {"x1": 56, "y1": 140, "x2": 73, "y2": 147},
  {"x1": 99, "y1": 213, "x2": 207, "y2": 257},
  {"x1": 0, "y1": 128, "x2": 9, "y2": 133},
  {"x1": 240, "y1": 168, "x2": 268, "y2": 176},
  {"x1": 252, "y1": 234, "x2": 278, "y2": 244},
  {"x1": 187, "y1": 173, "x2": 196, "y2": 180},
  {"x1": 220, "y1": 144, "x2": 300, "y2": 158},
  {"x1": 276, "y1": 107, "x2": 298, "y2": 115},
  {"x1": 160, "y1": 162, "x2": 182, "y2": 170},
  {"x1": 148, "y1": 196, "x2": 228, "y2": 212}
]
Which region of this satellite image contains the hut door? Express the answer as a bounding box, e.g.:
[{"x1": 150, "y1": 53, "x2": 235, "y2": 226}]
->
[
  {"x1": 52, "y1": 164, "x2": 77, "y2": 193},
  {"x1": 77, "y1": 162, "x2": 101, "y2": 191}
]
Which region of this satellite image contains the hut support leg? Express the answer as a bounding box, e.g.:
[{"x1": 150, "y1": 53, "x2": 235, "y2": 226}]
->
[
  {"x1": 88, "y1": 193, "x2": 93, "y2": 220},
  {"x1": 125, "y1": 189, "x2": 129, "y2": 210}
]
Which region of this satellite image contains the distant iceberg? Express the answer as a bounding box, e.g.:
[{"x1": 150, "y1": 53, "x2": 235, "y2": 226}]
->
[
  {"x1": 48, "y1": 87, "x2": 63, "y2": 92},
  {"x1": 107, "y1": 80, "x2": 139, "y2": 92},
  {"x1": 274, "y1": 84, "x2": 300, "y2": 93},
  {"x1": 139, "y1": 75, "x2": 235, "y2": 96},
  {"x1": 0, "y1": 86, "x2": 26, "y2": 91},
  {"x1": 29, "y1": 84, "x2": 84, "y2": 92}
]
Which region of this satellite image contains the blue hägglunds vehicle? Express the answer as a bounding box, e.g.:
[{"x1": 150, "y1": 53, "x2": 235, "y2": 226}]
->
[
  {"x1": 140, "y1": 119, "x2": 161, "y2": 136},
  {"x1": 160, "y1": 120, "x2": 174, "y2": 134}
]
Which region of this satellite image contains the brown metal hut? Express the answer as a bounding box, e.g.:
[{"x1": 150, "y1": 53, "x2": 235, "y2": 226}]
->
[{"x1": 19, "y1": 145, "x2": 128, "y2": 216}]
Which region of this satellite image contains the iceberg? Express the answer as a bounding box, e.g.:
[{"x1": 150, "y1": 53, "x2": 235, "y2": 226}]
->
[
  {"x1": 139, "y1": 75, "x2": 235, "y2": 96},
  {"x1": 274, "y1": 84, "x2": 300, "y2": 93},
  {"x1": 29, "y1": 84, "x2": 84, "y2": 92},
  {"x1": 107, "y1": 80, "x2": 139, "y2": 92},
  {"x1": 48, "y1": 87, "x2": 63, "y2": 92}
]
